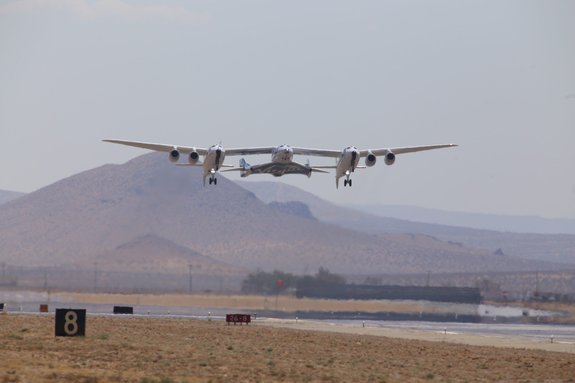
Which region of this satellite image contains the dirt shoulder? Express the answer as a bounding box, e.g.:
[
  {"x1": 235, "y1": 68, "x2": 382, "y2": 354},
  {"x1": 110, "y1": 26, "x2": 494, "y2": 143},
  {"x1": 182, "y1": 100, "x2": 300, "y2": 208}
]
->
[
  {"x1": 2, "y1": 314, "x2": 575, "y2": 383},
  {"x1": 261, "y1": 318, "x2": 575, "y2": 354}
]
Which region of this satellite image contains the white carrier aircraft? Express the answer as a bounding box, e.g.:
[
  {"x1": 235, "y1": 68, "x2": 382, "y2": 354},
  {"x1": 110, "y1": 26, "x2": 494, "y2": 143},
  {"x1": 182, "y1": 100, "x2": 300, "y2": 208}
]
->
[{"x1": 103, "y1": 139, "x2": 457, "y2": 188}]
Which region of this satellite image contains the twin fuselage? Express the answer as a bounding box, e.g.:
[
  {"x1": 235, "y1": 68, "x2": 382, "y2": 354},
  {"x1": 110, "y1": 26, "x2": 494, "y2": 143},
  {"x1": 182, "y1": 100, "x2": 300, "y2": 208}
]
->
[{"x1": 202, "y1": 144, "x2": 359, "y2": 186}]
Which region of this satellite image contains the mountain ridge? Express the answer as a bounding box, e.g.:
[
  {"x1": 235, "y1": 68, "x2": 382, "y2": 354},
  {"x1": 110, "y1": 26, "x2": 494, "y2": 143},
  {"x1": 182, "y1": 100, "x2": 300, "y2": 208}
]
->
[
  {"x1": 238, "y1": 181, "x2": 575, "y2": 265},
  {"x1": 352, "y1": 204, "x2": 575, "y2": 235},
  {"x1": 0, "y1": 153, "x2": 566, "y2": 275}
]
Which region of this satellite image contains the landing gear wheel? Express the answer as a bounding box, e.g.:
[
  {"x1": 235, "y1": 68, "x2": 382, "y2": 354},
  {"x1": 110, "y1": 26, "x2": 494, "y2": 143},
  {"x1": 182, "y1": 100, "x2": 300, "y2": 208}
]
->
[
  {"x1": 349, "y1": 179, "x2": 352, "y2": 187},
  {"x1": 214, "y1": 178, "x2": 218, "y2": 185}
]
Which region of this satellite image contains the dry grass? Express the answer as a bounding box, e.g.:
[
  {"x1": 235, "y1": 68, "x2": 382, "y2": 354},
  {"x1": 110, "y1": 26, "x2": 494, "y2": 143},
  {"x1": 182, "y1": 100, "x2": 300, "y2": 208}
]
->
[{"x1": 2, "y1": 314, "x2": 575, "y2": 383}]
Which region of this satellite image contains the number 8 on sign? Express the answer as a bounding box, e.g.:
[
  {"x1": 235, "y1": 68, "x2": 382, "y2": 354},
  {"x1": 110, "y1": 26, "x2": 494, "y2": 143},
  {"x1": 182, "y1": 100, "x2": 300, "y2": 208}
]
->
[
  {"x1": 64, "y1": 310, "x2": 79, "y2": 335},
  {"x1": 55, "y1": 309, "x2": 86, "y2": 337}
]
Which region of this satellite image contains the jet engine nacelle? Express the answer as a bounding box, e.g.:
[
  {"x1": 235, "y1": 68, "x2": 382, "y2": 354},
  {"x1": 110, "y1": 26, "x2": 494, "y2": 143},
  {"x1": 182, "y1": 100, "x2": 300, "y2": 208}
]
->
[
  {"x1": 169, "y1": 149, "x2": 180, "y2": 163},
  {"x1": 365, "y1": 151, "x2": 377, "y2": 167},
  {"x1": 188, "y1": 150, "x2": 200, "y2": 165},
  {"x1": 384, "y1": 152, "x2": 396, "y2": 166}
]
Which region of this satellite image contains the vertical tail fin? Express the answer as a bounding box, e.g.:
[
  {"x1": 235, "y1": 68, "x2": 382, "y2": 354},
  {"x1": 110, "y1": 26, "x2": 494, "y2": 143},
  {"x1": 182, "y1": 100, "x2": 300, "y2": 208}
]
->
[{"x1": 239, "y1": 158, "x2": 251, "y2": 170}]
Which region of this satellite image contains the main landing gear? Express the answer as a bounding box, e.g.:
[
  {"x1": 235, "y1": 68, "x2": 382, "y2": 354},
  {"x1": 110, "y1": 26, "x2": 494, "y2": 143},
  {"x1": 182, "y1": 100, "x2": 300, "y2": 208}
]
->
[{"x1": 343, "y1": 170, "x2": 352, "y2": 187}]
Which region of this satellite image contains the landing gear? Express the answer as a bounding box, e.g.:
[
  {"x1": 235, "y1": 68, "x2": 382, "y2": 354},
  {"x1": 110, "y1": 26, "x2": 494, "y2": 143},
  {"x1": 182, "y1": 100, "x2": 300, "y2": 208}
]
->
[
  {"x1": 343, "y1": 171, "x2": 352, "y2": 187},
  {"x1": 207, "y1": 168, "x2": 218, "y2": 185}
]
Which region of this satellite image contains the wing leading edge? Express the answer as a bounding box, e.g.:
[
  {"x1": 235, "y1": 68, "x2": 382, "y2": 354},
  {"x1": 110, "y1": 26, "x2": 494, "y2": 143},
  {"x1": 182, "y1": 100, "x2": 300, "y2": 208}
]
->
[
  {"x1": 102, "y1": 139, "x2": 208, "y2": 155},
  {"x1": 361, "y1": 143, "x2": 458, "y2": 156},
  {"x1": 104, "y1": 139, "x2": 457, "y2": 158},
  {"x1": 103, "y1": 139, "x2": 280, "y2": 156}
]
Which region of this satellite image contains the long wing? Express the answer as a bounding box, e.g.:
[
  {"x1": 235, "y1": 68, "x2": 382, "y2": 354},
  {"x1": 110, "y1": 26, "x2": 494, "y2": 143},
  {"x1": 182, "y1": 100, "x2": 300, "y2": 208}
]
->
[
  {"x1": 103, "y1": 139, "x2": 209, "y2": 155},
  {"x1": 225, "y1": 147, "x2": 276, "y2": 155},
  {"x1": 103, "y1": 139, "x2": 277, "y2": 157},
  {"x1": 290, "y1": 144, "x2": 457, "y2": 158},
  {"x1": 103, "y1": 140, "x2": 457, "y2": 158},
  {"x1": 291, "y1": 147, "x2": 342, "y2": 158},
  {"x1": 360, "y1": 144, "x2": 458, "y2": 157}
]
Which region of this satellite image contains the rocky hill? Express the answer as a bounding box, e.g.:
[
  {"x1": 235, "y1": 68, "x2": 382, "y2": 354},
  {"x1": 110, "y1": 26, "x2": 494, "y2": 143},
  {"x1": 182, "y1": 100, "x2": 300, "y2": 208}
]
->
[
  {"x1": 0, "y1": 153, "x2": 564, "y2": 276},
  {"x1": 238, "y1": 181, "x2": 575, "y2": 265},
  {"x1": 95, "y1": 234, "x2": 244, "y2": 275},
  {"x1": 0, "y1": 189, "x2": 25, "y2": 205}
]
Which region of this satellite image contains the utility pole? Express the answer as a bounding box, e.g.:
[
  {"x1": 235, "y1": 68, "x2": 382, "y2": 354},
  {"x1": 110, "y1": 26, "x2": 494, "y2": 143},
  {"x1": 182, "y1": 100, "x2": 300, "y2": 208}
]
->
[
  {"x1": 93, "y1": 262, "x2": 98, "y2": 292},
  {"x1": 426, "y1": 271, "x2": 431, "y2": 287},
  {"x1": 44, "y1": 268, "x2": 48, "y2": 290},
  {"x1": 188, "y1": 264, "x2": 193, "y2": 293}
]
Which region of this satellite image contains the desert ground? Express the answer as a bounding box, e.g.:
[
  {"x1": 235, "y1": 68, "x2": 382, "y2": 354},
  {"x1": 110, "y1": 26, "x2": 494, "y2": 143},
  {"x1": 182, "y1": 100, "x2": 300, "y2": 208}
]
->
[{"x1": 2, "y1": 312, "x2": 575, "y2": 383}]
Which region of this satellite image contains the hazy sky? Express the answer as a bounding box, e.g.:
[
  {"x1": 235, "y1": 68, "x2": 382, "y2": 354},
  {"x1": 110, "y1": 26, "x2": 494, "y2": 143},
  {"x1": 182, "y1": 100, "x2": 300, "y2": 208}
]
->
[{"x1": 1, "y1": 0, "x2": 574, "y2": 218}]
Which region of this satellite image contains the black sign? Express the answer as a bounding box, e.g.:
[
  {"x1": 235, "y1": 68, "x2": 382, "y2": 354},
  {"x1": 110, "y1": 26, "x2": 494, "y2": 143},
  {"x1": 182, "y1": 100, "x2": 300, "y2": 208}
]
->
[
  {"x1": 113, "y1": 306, "x2": 133, "y2": 314},
  {"x1": 55, "y1": 309, "x2": 86, "y2": 337}
]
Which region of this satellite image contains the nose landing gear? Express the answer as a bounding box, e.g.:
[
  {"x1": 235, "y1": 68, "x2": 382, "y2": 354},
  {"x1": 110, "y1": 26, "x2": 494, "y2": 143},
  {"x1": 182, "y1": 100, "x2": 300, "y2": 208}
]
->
[{"x1": 208, "y1": 169, "x2": 218, "y2": 185}]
